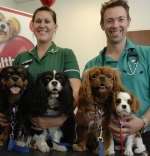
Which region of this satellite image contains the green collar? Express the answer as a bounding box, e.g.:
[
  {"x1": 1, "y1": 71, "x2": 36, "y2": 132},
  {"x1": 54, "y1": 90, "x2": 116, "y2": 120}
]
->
[
  {"x1": 125, "y1": 39, "x2": 137, "y2": 50},
  {"x1": 30, "y1": 42, "x2": 58, "y2": 57},
  {"x1": 100, "y1": 39, "x2": 137, "y2": 54},
  {"x1": 47, "y1": 42, "x2": 58, "y2": 53}
]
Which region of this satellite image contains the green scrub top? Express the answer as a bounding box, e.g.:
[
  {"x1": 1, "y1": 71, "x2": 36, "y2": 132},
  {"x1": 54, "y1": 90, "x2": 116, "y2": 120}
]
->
[
  {"x1": 84, "y1": 39, "x2": 150, "y2": 117},
  {"x1": 13, "y1": 42, "x2": 80, "y2": 81}
]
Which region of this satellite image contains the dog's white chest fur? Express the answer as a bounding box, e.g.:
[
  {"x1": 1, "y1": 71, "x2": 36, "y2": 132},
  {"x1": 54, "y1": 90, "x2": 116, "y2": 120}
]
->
[{"x1": 48, "y1": 98, "x2": 59, "y2": 108}]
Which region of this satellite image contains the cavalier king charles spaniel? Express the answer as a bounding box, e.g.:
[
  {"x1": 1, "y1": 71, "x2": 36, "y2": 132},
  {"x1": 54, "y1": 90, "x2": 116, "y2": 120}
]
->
[
  {"x1": 23, "y1": 70, "x2": 75, "y2": 152},
  {"x1": 73, "y1": 67, "x2": 124, "y2": 155},
  {"x1": 0, "y1": 65, "x2": 32, "y2": 147},
  {"x1": 108, "y1": 91, "x2": 147, "y2": 156}
]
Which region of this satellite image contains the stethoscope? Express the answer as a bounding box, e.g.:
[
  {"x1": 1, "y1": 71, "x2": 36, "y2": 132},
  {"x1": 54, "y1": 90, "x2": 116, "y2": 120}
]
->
[{"x1": 101, "y1": 47, "x2": 139, "y2": 75}]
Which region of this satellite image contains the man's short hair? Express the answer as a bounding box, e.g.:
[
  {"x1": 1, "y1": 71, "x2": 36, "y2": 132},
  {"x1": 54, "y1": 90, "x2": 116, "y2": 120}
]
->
[{"x1": 100, "y1": 0, "x2": 130, "y2": 26}]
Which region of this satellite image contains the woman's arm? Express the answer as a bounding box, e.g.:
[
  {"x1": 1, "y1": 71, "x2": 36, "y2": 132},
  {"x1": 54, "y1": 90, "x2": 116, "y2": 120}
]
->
[
  {"x1": 69, "y1": 78, "x2": 81, "y2": 105},
  {"x1": 31, "y1": 115, "x2": 67, "y2": 129}
]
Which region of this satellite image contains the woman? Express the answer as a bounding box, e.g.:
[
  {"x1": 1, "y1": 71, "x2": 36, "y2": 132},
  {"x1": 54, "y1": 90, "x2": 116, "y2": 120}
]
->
[{"x1": 0, "y1": 6, "x2": 81, "y2": 145}]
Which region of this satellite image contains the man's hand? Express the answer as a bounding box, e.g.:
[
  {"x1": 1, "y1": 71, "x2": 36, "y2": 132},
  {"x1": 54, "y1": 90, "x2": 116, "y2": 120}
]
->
[
  {"x1": 109, "y1": 115, "x2": 144, "y2": 141},
  {"x1": 123, "y1": 115, "x2": 144, "y2": 134}
]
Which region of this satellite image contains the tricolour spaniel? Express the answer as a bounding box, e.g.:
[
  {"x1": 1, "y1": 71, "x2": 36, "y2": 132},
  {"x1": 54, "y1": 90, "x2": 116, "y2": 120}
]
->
[
  {"x1": 73, "y1": 67, "x2": 124, "y2": 155},
  {"x1": 0, "y1": 65, "x2": 32, "y2": 148},
  {"x1": 23, "y1": 70, "x2": 75, "y2": 152},
  {"x1": 108, "y1": 91, "x2": 147, "y2": 156}
]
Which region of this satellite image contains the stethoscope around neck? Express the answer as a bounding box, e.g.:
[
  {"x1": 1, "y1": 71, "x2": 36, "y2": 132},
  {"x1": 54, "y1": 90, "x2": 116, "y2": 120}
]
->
[{"x1": 101, "y1": 47, "x2": 139, "y2": 75}]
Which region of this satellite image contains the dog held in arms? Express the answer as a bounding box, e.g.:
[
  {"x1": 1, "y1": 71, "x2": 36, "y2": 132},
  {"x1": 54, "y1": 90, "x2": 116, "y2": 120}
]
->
[
  {"x1": 23, "y1": 70, "x2": 75, "y2": 152},
  {"x1": 108, "y1": 91, "x2": 147, "y2": 156},
  {"x1": 0, "y1": 65, "x2": 32, "y2": 148},
  {"x1": 73, "y1": 67, "x2": 124, "y2": 155}
]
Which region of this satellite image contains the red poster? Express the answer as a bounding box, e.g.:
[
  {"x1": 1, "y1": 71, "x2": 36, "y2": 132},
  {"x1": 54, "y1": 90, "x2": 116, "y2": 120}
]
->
[{"x1": 0, "y1": 6, "x2": 34, "y2": 68}]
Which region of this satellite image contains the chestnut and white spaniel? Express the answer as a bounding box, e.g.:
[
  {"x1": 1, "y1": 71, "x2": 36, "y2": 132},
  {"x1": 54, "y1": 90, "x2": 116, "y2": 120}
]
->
[
  {"x1": 73, "y1": 67, "x2": 124, "y2": 155},
  {"x1": 108, "y1": 91, "x2": 147, "y2": 156}
]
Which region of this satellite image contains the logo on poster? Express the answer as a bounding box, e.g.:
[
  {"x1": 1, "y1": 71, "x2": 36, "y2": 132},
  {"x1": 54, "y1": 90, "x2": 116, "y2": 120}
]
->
[{"x1": 0, "y1": 11, "x2": 34, "y2": 68}]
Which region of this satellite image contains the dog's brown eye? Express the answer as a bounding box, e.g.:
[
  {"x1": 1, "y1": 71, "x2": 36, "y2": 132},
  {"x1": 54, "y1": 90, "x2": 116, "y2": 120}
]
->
[
  {"x1": 116, "y1": 98, "x2": 121, "y2": 104},
  {"x1": 106, "y1": 74, "x2": 112, "y2": 79},
  {"x1": 55, "y1": 74, "x2": 64, "y2": 81},
  {"x1": 7, "y1": 73, "x2": 11, "y2": 77},
  {"x1": 91, "y1": 74, "x2": 97, "y2": 79},
  {"x1": 128, "y1": 99, "x2": 132, "y2": 104},
  {"x1": 19, "y1": 73, "x2": 26, "y2": 79},
  {"x1": 45, "y1": 77, "x2": 51, "y2": 82}
]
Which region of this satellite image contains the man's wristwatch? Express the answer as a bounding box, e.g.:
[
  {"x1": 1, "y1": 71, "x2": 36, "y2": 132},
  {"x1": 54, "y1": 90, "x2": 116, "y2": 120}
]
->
[{"x1": 141, "y1": 116, "x2": 149, "y2": 128}]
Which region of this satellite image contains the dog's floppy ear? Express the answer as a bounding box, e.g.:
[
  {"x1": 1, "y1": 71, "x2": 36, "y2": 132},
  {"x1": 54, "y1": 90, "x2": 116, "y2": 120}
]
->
[
  {"x1": 59, "y1": 76, "x2": 74, "y2": 115},
  {"x1": 130, "y1": 94, "x2": 139, "y2": 113},
  {"x1": 113, "y1": 69, "x2": 124, "y2": 92},
  {"x1": 0, "y1": 67, "x2": 9, "y2": 90},
  {"x1": 29, "y1": 73, "x2": 48, "y2": 114},
  {"x1": 34, "y1": 73, "x2": 48, "y2": 99},
  {"x1": 78, "y1": 70, "x2": 93, "y2": 105},
  {"x1": 112, "y1": 92, "x2": 118, "y2": 113}
]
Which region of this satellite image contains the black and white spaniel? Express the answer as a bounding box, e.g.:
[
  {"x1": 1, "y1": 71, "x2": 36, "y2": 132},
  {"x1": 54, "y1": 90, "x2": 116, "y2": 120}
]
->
[{"x1": 24, "y1": 70, "x2": 75, "y2": 152}]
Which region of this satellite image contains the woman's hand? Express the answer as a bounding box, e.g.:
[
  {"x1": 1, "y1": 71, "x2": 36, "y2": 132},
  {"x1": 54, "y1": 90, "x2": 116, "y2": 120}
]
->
[
  {"x1": 0, "y1": 113, "x2": 9, "y2": 127},
  {"x1": 109, "y1": 116, "x2": 128, "y2": 141},
  {"x1": 31, "y1": 115, "x2": 67, "y2": 129}
]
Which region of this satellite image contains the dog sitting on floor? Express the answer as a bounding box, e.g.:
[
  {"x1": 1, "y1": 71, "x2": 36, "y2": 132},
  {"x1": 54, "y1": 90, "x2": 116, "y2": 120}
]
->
[
  {"x1": 108, "y1": 91, "x2": 147, "y2": 156},
  {"x1": 0, "y1": 65, "x2": 32, "y2": 147},
  {"x1": 73, "y1": 67, "x2": 124, "y2": 155},
  {"x1": 23, "y1": 70, "x2": 74, "y2": 152}
]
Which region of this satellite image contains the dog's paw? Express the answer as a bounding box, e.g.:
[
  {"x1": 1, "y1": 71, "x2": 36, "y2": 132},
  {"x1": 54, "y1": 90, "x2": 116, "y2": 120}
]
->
[
  {"x1": 106, "y1": 151, "x2": 115, "y2": 156},
  {"x1": 140, "y1": 151, "x2": 148, "y2": 156},
  {"x1": 124, "y1": 149, "x2": 134, "y2": 156},
  {"x1": 52, "y1": 142, "x2": 67, "y2": 152},
  {"x1": 106, "y1": 147, "x2": 115, "y2": 155},
  {"x1": 134, "y1": 144, "x2": 146, "y2": 154},
  {"x1": 35, "y1": 141, "x2": 50, "y2": 152},
  {"x1": 73, "y1": 144, "x2": 86, "y2": 152},
  {"x1": 16, "y1": 140, "x2": 26, "y2": 147}
]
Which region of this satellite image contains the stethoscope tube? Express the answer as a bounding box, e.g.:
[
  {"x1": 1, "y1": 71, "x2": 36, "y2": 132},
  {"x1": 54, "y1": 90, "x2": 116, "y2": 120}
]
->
[{"x1": 101, "y1": 47, "x2": 139, "y2": 75}]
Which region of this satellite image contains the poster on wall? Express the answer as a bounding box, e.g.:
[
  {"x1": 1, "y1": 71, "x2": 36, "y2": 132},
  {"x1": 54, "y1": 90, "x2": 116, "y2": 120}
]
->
[{"x1": 0, "y1": 6, "x2": 34, "y2": 68}]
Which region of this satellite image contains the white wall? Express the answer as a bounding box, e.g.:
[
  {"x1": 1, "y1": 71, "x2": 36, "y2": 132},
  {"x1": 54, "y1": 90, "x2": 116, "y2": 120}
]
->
[{"x1": 0, "y1": 0, "x2": 150, "y2": 72}]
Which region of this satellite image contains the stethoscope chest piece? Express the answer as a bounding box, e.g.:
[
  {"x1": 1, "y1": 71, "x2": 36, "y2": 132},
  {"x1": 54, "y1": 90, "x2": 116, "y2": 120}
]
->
[{"x1": 126, "y1": 48, "x2": 139, "y2": 75}]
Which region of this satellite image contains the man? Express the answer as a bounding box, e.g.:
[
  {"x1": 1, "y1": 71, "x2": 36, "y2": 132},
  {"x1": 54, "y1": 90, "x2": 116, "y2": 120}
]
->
[{"x1": 84, "y1": 0, "x2": 150, "y2": 154}]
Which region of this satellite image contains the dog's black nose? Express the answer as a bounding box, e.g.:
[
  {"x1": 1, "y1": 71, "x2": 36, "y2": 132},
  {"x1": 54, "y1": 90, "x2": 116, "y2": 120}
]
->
[
  {"x1": 12, "y1": 76, "x2": 19, "y2": 81},
  {"x1": 0, "y1": 24, "x2": 6, "y2": 29},
  {"x1": 122, "y1": 104, "x2": 127, "y2": 109},
  {"x1": 52, "y1": 81, "x2": 57, "y2": 86}
]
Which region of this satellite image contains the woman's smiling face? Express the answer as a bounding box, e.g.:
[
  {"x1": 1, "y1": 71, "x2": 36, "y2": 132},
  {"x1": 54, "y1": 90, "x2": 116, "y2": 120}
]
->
[{"x1": 30, "y1": 10, "x2": 57, "y2": 44}]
